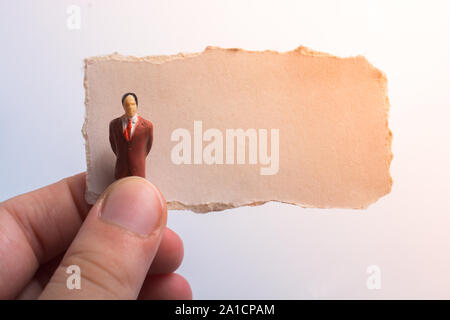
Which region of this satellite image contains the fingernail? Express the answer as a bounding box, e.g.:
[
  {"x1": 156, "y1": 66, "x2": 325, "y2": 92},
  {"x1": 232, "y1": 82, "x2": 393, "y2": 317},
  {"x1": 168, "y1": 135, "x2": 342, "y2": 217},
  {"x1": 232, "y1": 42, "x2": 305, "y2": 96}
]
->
[{"x1": 99, "y1": 177, "x2": 164, "y2": 236}]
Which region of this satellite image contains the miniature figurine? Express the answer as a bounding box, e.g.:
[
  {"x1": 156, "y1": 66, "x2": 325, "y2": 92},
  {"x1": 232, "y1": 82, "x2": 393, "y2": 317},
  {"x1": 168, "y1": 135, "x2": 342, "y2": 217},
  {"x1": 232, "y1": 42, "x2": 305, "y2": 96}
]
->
[{"x1": 109, "y1": 92, "x2": 153, "y2": 180}]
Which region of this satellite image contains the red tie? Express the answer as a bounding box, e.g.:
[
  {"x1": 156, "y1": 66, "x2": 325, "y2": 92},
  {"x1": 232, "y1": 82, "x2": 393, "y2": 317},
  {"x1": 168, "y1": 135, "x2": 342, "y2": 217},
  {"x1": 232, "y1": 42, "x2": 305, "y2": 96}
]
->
[{"x1": 124, "y1": 119, "x2": 132, "y2": 141}]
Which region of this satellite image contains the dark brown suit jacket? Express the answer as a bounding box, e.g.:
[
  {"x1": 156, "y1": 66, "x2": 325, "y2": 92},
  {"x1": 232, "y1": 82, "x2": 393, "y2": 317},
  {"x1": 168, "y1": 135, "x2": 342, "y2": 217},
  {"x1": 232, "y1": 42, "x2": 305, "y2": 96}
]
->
[{"x1": 109, "y1": 115, "x2": 153, "y2": 180}]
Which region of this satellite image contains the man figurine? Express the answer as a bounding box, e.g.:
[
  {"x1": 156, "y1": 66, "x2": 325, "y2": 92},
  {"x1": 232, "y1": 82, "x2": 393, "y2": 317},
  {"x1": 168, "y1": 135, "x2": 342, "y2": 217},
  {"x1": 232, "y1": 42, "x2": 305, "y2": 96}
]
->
[{"x1": 109, "y1": 92, "x2": 153, "y2": 180}]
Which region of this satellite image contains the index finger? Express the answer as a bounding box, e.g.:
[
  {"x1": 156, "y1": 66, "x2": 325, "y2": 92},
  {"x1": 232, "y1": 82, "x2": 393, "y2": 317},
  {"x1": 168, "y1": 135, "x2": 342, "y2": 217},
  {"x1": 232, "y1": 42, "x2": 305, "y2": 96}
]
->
[{"x1": 0, "y1": 172, "x2": 90, "y2": 299}]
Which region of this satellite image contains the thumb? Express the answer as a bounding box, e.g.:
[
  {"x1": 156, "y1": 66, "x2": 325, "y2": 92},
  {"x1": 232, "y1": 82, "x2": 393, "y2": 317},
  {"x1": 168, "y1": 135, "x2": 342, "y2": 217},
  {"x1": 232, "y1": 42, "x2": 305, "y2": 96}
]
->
[{"x1": 39, "y1": 176, "x2": 167, "y2": 299}]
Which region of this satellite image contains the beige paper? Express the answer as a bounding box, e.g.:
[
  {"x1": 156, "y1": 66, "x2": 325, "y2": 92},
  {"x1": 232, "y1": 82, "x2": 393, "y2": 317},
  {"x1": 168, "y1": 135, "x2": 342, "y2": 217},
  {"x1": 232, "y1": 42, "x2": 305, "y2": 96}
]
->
[{"x1": 82, "y1": 46, "x2": 392, "y2": 212}]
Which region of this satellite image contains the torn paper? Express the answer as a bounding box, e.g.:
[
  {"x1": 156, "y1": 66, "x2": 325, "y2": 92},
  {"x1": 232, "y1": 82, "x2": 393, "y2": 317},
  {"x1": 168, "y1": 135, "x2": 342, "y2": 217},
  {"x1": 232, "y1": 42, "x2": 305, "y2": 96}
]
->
[{"x1": 82, "y1": 46, "x2": 393, "y2": 213}]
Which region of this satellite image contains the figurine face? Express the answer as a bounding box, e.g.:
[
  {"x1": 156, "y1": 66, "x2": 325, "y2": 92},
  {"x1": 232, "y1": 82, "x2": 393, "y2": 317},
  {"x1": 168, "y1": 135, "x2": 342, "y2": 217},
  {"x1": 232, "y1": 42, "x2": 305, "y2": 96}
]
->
[{"x1": 122, "y1": 95, "x2": 137, "y2": 117}]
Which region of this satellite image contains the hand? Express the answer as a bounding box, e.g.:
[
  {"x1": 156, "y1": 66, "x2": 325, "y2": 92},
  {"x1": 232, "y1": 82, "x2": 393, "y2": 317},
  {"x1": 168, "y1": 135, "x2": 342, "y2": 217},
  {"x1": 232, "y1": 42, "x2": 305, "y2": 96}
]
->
[{"x1": 0, "y1": 172, "x2": 192, "y2": 299}]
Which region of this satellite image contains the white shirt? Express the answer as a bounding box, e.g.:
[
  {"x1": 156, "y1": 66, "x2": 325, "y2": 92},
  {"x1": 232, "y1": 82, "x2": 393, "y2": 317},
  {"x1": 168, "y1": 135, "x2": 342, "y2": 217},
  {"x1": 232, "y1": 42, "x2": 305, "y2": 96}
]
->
[{"x1": 121, "y1": 113, "x2": 139, "y2": 139}]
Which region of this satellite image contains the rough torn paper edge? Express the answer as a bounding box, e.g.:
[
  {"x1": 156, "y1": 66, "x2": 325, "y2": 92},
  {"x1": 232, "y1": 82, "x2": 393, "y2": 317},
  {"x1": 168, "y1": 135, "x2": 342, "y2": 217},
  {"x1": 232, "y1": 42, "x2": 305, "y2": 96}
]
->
[{"x1": 82, "y1": 45, "x2": 393, "y2": 213}]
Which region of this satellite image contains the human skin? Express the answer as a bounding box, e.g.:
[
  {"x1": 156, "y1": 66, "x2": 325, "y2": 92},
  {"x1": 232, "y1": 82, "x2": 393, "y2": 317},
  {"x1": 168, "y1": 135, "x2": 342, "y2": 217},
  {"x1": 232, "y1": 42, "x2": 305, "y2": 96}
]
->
[{"x1": 0, "y1": 172, "x2": 192, "y2": 299}]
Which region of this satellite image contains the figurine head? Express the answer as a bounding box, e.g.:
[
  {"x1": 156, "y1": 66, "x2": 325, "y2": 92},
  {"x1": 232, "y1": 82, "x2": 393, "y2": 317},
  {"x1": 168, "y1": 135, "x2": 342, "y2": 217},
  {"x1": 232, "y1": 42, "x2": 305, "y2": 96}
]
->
[{"x1": 121, "y1": 92, "x2": 138, "y2": 118}]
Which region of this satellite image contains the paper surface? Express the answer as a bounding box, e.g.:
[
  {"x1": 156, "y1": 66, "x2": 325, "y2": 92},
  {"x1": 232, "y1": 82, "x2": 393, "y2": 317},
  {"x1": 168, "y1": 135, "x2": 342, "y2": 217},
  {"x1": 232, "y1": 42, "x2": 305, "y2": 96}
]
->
[{"x1": 82, "y1": 46, "x2": 392, "y2": 212}]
